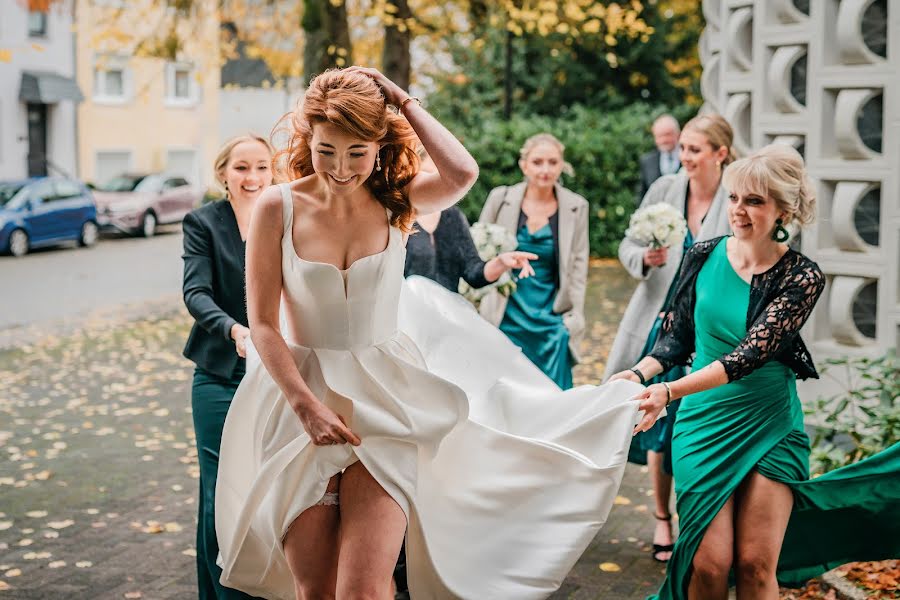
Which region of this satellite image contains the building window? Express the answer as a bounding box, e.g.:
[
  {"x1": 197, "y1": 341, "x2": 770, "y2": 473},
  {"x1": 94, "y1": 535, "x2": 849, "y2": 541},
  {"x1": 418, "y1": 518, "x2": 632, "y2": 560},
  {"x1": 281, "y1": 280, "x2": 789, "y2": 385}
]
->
[
  {"x1": 166, "y1": 148, "x2": 198, "y2": 185},
  {"x1": 165, "y1": 63, "x2": 198, "y2": 106},
  {"x1": 95, "y1": 150, "x2": 133, "y2": 187},
  {"x1": 93, "y1": 56, "x2": 130, "y2": 104},
  {"x1": 28, "y1": 11, "x2": 48, "y2": 37}
]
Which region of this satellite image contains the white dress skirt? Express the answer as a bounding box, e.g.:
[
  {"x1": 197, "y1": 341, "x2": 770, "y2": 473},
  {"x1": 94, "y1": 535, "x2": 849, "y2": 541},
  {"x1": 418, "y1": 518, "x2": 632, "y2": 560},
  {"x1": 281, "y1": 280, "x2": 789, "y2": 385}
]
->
[{"x1": 215, "y1": 183, "x2": 644, "y2": 599}]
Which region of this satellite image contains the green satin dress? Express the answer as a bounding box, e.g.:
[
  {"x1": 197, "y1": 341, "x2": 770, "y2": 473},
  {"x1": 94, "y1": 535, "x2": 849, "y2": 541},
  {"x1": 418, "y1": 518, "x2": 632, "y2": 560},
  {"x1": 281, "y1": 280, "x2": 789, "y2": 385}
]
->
[
  {"x1": 652, "y1": 239, "x2": 900, "y2": 599},
  {"x1": 499, "y1": 223, "x2": 573, "y2": 389}
]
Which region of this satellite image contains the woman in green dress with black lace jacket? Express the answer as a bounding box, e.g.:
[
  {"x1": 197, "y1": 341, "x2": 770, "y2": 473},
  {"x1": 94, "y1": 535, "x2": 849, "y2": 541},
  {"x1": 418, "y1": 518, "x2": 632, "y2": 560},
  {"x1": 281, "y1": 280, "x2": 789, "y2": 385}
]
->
[{"x1": 610, "y1": 144, "x2": 900, "y2": 599}]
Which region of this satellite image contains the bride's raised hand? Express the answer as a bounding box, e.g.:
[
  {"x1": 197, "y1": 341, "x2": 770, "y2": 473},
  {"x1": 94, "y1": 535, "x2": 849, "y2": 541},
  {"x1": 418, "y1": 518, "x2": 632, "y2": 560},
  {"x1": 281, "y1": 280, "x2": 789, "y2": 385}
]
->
[
  {"x1": 631, "y1": 384, "x2": 669, "y2": 435},
  {"x1": 293, "y1": 399, "x2": 361, "y2": 446},
  {"x1": 344, "y1": 66, "x2": 408, "y2": 106}
]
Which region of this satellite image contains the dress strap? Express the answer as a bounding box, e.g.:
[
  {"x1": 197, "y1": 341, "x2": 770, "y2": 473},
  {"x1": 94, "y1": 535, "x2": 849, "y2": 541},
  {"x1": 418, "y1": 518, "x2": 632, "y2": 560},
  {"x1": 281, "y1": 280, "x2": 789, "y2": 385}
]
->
[
  {"x1": 384, "y1": 206, "x2": 408, "y2": 244},
  {"x1": 279, "y1": 183, "x2": 294, "y2": 238}
]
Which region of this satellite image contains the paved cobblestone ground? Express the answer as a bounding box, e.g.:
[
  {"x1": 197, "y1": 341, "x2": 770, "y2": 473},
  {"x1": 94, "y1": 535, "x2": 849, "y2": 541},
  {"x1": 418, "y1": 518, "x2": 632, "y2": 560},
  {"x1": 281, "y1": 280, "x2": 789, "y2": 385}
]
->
[{"x1": 0, "y1": 261, "x2": 822, "y2": 599}]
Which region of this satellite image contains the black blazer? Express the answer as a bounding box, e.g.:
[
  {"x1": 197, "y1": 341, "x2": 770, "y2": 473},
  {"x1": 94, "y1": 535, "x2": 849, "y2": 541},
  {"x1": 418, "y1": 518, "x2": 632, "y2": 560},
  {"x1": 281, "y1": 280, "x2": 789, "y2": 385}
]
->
[
  {"x1": 638, "y1": 149, "x2": 663, "y2": 203},
  {"x1": 182, "y1": 200, "x2": 248, "y2": 379},
  {"x1": 404, "y1": 206, "x2": 490, "y2": 292}
]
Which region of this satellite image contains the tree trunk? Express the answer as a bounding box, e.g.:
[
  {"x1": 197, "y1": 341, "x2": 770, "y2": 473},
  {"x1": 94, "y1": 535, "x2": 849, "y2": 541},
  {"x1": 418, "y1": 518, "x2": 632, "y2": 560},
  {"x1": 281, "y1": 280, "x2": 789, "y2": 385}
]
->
[
  {"x1": 382, "y1": 0, "x2": 411, "y2": 90},
  {"x1": 503, "y1": 29, "x2": 513, "y2": 120},
  {"x1": 468, "y1": 0, "x2": 488, "y2": 32},
  {"x1": 302, "y1": 0, "x2": 352, "y2": 85}
]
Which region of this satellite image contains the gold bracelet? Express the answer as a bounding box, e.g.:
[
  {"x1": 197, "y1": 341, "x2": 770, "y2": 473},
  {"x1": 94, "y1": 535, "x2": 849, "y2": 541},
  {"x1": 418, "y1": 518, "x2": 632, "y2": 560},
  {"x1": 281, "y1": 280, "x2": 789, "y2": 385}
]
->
[
  {"x1": 661, "y1": 382, "x2": 672, "y2": 407},
  {"x1": 399, "y1": 96, "x2": 421, "y2": 114}
]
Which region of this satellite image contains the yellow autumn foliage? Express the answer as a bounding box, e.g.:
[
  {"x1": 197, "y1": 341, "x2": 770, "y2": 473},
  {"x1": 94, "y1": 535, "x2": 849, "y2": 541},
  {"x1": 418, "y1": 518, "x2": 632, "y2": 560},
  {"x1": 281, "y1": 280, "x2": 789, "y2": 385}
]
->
[{"x1": 36, "y1": 0, "x2": 697, "y2": 96}]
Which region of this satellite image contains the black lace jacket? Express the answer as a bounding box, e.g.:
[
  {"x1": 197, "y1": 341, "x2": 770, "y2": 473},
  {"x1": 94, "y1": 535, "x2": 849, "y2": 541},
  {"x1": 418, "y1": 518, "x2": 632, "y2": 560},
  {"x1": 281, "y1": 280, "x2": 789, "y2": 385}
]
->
[{"x1": 649, "y1": 236, "x2": 826, "y2": 382}]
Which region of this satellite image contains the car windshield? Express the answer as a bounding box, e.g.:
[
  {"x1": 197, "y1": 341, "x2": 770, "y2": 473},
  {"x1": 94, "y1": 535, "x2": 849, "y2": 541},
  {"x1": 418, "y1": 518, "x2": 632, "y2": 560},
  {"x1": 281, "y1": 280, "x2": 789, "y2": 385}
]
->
[
  {"x1": 134, "y1": 175, "x2": 166, "y2": 193},
  {"x1": 0, "y1": 183, "x2": 26, "y2": 208},
  {"x1": 99, "y1": 175, "x2": 147, "y2": 192}
]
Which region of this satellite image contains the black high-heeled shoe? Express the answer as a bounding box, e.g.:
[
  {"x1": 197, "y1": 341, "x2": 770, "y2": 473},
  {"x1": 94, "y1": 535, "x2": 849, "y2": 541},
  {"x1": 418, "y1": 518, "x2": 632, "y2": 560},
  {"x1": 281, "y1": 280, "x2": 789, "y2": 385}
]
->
[{"x1": 652, "y1": 513, "x2": 675, "y2": 563}]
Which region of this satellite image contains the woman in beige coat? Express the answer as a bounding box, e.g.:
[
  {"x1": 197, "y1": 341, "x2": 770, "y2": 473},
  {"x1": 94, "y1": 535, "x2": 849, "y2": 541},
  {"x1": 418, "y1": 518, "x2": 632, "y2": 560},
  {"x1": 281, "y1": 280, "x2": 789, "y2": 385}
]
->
[
  {"x1": 604, "y1": 114, "x2": 735, "y2": 562},
  {"x1": 478, "y1": 133, "x2": 589, "y2": 389}
]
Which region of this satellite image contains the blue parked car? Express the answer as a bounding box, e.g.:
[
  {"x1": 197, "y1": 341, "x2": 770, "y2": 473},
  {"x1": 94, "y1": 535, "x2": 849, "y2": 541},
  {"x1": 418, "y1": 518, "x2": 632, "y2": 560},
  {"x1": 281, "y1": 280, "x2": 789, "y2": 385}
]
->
[{"x1": 0, "y1": 177, "x2": 99, "y2": 257}]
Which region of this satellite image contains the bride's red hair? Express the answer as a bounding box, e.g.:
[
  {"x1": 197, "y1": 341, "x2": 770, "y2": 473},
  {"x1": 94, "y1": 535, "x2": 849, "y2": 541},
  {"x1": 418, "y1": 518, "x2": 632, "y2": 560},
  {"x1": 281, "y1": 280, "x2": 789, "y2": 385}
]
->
[{"x1": 273, "y1": 69, "x2": 419, "y2": 231}]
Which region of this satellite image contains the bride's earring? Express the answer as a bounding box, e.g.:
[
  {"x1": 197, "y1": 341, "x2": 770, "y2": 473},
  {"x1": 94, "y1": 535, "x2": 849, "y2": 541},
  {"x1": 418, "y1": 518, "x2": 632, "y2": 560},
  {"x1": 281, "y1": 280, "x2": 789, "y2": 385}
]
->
[{"x1": 375, "y1": 152, "x2": 382, "y2": 172}]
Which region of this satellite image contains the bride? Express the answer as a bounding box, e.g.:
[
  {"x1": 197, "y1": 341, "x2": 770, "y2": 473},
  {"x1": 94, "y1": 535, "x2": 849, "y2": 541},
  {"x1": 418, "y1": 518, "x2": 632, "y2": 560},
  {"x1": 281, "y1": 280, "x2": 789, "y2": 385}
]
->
[{"x1": 215, "y1": 66, "x2": 645, "y2": 600}]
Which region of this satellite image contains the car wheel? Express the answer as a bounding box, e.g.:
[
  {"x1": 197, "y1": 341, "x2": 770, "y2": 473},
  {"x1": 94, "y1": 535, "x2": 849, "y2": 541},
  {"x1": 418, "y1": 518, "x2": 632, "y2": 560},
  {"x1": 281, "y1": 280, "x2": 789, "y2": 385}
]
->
[
  {"x1": 79, "y1": 221, "x2": 99, "y2": 247},
  {"x1": 8, "y1": 229, "x2": 29, "y2": 257},
  {"x1": 140, "y1": 212, "x2": 157, "y2": 238}
]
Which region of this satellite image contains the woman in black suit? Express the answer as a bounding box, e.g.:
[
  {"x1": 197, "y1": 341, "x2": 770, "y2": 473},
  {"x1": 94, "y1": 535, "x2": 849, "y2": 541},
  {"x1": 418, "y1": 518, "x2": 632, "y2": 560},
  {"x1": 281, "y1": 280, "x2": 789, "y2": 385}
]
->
[{"x1": 182, "y1": 133, "x2": 273, "y2": 599}]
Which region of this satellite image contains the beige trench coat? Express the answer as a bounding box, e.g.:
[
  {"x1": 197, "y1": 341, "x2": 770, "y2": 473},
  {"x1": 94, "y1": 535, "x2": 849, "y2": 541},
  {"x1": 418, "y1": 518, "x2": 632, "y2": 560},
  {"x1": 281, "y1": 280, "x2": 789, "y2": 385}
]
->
[
  {"x1": 477, "y1": 181, "x2": 589, "y2": 363},
  {"x1": 602, "y1": 173, "x2": 732, "y2": 380}
]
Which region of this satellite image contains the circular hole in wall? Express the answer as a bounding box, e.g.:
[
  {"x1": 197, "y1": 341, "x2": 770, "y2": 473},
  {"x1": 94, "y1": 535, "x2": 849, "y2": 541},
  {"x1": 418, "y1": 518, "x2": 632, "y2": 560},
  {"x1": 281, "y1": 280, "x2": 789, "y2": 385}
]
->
[
  {"x1": 789, "y1": 52, "x2": 807, "y2": 106},
  {"x1": 851, "y1": 281, "x2": 878, "y2": 339},
  {"x1": 792, "y1": 0, "x2": 810, "y2": 15},
  {"x1": 857, "y1": 93, "x2": 883, "y2": 154},
  {"x1": 863, "y1": 0, "x2": 888, "y2": 58},
  {"x1": 853, "y1": 186, "x2": 880, "y2": 246}
]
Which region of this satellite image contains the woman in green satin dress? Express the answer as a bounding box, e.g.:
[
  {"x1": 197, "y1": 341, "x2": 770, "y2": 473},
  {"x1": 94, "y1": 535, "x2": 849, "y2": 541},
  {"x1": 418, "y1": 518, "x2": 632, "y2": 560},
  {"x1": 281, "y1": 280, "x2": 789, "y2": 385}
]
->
[
  {"x1": 499, "y1": 218, "x2": 572, "y2": 387},
  {"x1": 610, "y1": 144, "x2": 900, "y2": 599},
  {"x1": 478, "y1": 133, "x2": 590, "y2": 390}
]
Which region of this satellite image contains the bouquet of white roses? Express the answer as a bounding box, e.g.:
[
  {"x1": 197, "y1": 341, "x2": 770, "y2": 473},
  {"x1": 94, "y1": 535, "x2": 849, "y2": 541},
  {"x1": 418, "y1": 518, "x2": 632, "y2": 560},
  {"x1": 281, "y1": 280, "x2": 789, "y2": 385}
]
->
[
  {"x1": 625, "y1": 203, "x2": 688, "y2": 249},
  {"x1": 459, "y1": 222, "x2": 518, "y2": 307}
]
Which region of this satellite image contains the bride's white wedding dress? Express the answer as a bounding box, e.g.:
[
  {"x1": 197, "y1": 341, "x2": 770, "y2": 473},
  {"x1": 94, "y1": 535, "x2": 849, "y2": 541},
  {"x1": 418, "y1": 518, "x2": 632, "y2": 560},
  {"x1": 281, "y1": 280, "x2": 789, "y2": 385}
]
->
[{"x1": 215, "y1": 183, "x2": 643, "y2": 599}]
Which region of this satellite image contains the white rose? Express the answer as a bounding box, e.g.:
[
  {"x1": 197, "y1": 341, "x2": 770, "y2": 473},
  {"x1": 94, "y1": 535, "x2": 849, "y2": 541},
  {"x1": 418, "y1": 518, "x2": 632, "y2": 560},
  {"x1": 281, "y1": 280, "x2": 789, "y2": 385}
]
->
[{"x1": 471, "y1": 224, "x2": 487, "y2": 248}]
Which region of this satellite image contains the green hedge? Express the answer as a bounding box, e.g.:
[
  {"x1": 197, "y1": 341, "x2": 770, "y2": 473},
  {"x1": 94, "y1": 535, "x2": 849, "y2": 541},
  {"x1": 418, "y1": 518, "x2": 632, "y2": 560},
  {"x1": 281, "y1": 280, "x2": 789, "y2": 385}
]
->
[{"x1": 446, "y1": 103, "x2": 696, "y2": 257}]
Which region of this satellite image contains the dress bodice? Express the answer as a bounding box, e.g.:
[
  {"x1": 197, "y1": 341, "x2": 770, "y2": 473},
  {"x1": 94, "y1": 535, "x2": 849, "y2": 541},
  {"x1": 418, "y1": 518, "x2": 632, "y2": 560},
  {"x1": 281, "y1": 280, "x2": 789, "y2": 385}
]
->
[{"x1": 277, "y1": 183, "x2": 405, "y2": 350}]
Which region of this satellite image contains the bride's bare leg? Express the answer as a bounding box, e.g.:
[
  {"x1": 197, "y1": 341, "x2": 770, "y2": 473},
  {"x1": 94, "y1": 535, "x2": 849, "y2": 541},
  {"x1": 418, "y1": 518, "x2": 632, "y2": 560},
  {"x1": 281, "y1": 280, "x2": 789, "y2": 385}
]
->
[
  {"x1": 284, "y1": 474, "x2": 342, "y2": 600},
  {"x1": 336, "y1": 462, "x2": 407, "y2": 600}
]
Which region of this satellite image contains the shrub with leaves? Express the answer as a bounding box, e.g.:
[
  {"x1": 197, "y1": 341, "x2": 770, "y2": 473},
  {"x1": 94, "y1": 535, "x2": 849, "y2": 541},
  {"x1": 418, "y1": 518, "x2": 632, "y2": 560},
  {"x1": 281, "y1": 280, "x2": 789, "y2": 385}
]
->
[
  {"x1": 438, "y1": 103, "x2": 697, "y2": 257},
  {"x1": 805, "y1": 350, "x2": 900, "y2": 476}
]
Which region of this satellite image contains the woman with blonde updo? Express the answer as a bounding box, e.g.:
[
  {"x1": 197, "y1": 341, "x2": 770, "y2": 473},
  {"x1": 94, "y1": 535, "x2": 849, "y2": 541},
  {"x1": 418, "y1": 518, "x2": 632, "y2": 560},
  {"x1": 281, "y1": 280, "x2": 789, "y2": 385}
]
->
[
  {"x1": 478, "y1": 133, "x2": 589, "y2": 389},
  {"x1": 182, "y1": 133, "x2": 274, "y2": 599},
  {"x1": 605, "y1": 113, "x2": 736, "y2": 562},
  {"x1": 611, "y1": 144, "x2": 900, "y2": 598},
  {"x1": 214, "y1": 67, "x2": 650, "y2": 600}
]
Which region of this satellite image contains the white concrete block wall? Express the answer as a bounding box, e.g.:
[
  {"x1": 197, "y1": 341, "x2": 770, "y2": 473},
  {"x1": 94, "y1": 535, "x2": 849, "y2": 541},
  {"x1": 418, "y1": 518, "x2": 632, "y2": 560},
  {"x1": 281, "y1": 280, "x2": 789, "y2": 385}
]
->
[{"x1": 700, "y1": 0, "x2": 897, "y2": 402}]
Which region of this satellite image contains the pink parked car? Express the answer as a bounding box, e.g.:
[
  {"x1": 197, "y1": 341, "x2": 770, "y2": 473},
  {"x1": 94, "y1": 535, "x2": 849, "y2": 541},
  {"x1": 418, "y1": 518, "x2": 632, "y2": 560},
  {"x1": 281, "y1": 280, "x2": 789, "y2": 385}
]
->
[{"x1": 93, "y1": 173, "x2": 202, "y2": 237}]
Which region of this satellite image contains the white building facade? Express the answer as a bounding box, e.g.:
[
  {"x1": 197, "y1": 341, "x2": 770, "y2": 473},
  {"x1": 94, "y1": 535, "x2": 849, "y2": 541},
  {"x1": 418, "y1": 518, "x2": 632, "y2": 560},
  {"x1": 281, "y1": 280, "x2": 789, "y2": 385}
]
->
[
  {"x1": 217, "y1": 39, "x2": 304, "y2": 150},
  {"x1": 699, "y1": 0, "x2": 896, "y2": 400},
  {"x1": 0, "y1": 0, "x2": 82, "y2": 181},
  {"x1": 219, "y1": 86, "x2": 304, "y2": 146}
]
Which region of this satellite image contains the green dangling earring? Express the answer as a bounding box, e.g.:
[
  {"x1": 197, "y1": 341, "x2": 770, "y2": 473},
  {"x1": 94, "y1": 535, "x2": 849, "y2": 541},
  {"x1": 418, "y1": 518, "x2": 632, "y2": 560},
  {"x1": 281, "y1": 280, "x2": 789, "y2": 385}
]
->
[{"x1": 772, "y1": 218, "x2": 790, "y2": 243}]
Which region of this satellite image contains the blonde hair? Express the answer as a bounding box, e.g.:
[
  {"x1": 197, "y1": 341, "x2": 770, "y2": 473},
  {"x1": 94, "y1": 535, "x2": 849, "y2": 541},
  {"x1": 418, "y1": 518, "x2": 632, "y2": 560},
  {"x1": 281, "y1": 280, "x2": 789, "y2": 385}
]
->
[
  {"x1": 682, "y1": 114, "x2": 737, "y2": 166},
  {"x1": 214, "y1": 133, "x2": 275, "y2": 195},
  {"x1": 273, "y1": 69, "x2": 420, "y2": 232},
  {"x1": 723, "y1": 143, "x2": 816, "y2": 226},
  {"x1": 519, "y1": 133, "x2": 575, "y2": 177}
]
